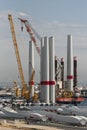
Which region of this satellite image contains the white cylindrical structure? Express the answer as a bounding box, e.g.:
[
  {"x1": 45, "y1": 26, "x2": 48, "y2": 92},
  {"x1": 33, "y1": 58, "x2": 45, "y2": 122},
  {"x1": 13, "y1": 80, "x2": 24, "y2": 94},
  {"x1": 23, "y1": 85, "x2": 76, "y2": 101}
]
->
[
  {"x1": 44, "y1": 37, "x2": 49, "y2": 103},
  {"x1": 49, "y1": 36, "x2": 55, "y2": 103},
  {"x1": 29, "y1": 41, "x2": 34, "y2": 97},
  {"x1": 40, "y1": 37, "x2": 49, "y2": 103},
  {"x1": 67, "y1": 35, "x2": 73, "y2": 91},
  {"x1": 40, "y1": 38, "x2": 45, "y2": 101}
]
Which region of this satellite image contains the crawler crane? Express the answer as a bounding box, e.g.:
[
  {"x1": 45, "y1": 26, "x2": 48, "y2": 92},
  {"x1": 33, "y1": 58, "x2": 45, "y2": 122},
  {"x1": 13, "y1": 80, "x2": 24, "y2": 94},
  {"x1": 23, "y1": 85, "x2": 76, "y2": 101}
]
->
[
  {"x1": 8, "y1": 14, "x2": 38, "y2": 102},
  {"x1": 8, "y1": 14, "x2": 27, "y2": 97},
  {"x1": 18, "y1": 17, "x2": 41, "y2": 102}
]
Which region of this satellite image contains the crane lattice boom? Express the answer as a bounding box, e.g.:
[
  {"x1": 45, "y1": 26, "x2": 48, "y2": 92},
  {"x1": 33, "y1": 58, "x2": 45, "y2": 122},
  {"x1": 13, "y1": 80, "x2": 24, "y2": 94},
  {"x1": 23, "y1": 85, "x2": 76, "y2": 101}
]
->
[
  {"x1": 18, "y1": 18, "x2": 41, "y2": 56},
  {"x1": 8, "y1": 14, "x2": 26, "y2": 96}
]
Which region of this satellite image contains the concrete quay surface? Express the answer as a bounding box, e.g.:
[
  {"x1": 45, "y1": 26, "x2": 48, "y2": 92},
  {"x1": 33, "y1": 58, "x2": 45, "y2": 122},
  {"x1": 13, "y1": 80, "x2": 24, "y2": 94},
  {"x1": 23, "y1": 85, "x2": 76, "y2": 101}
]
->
[
  {"x1": 0, "y1": 119, "x2": 63, "y2": 130},
  {"x1": 0, "y1": 119, "x2": 87, "y2": 130},
  {"x1": 0, "y1": 124, "x2": 63, "y2": 130}
]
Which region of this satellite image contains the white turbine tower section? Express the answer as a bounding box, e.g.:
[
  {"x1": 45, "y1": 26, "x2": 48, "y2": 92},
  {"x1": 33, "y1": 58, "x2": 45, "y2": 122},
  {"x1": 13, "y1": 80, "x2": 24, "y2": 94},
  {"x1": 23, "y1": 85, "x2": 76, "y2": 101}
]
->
[
  {"x1": 67, "y1": 35, "x2": 73, "y2": 91},
  {"x1": 29, "y1": 41, "x2": 34, "y2": 97},
  {"x1": 40, "y1": 38, "x2": 45, "y2": 101},
  {"x1": 49, "y1": 37, "x2": 55, "y2": 103},
  {"x1": 44, "y1": 37, "x2": 49, "y2": 103},
  {"x1": 40, "y1": 37, "x2": 49, "y2": 103}
]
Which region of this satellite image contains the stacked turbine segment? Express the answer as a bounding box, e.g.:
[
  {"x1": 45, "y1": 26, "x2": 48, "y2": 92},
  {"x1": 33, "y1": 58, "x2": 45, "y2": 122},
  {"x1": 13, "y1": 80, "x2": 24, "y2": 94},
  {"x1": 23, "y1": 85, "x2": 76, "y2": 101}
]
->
[
  {"x1": 40, "y1": 36, "x2": 55, "y2": 104},
  {"x1": 40, "y1": 37, "x2": 50, "y2": 103},
  {"x1": 40, "y1": 38, "x2": 46, "y2": 102},
  {"x1": 49, "y1": 36, "x2": 55, "y2": 103},
  {"x1": 67, "y1": 35, "x2": 73, "y2": 91},
  {"x1": 29, "y1": 41, "x2": 34, "y2": 97}
]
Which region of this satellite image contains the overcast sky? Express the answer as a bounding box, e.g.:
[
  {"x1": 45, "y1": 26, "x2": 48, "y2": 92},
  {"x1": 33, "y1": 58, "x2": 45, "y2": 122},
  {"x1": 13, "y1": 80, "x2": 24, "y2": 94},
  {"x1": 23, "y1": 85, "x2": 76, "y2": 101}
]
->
[{"x1": 0, "y1": 0, "x2": 87, "y2": 86}]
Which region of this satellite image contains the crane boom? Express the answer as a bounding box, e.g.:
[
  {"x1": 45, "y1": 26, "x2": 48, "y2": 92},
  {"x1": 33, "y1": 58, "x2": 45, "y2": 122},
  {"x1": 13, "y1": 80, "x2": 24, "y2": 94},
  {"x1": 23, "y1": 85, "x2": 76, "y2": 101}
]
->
[
  {"x1": 18, "y1": 18, "x2": 41, "y2": 56},
  {"x1": 8, "y1": 14, "x2": 26, "y2": 96}
]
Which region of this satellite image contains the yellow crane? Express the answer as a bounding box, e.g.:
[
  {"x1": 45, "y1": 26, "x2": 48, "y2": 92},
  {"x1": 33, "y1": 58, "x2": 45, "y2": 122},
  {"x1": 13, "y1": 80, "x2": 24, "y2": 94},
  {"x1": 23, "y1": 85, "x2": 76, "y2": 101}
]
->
[
  {"x1": 24, "y1": 70, "x2": 35, "y2": 99},
  {"x1": 8, "y1": 14, "x2": 27, "y2": 97},
  {"x1": 8, "y1": 14, "x2": 38, "y2": 102}
]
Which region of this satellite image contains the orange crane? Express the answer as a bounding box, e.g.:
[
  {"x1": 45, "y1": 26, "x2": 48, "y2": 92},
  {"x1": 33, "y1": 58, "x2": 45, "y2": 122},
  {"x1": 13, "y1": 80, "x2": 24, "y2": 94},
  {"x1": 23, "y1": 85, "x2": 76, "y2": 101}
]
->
[
  {"x1": 18, "y1": 17, "x2": 41, "y2": 56},
  {"x1": 8, "y1": 14, "x2": 27, "y2": 97}
]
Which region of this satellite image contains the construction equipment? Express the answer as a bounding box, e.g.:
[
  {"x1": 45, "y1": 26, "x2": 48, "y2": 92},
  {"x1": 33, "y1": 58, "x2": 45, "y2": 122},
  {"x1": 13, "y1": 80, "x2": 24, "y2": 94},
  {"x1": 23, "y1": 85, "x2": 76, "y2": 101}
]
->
[
  {"x1": 61, "y1": 90, "x2": 74, "y2": 98},
  {"x1": 18, "y1": 17, "x2": 41, "y2": 56},
  {"x1": 24, "y1": 70, "x2": 35, "y2": 98},
  {"x1": 13, "y1": 81, "x2": 20, "y2": 97},
  {"x1": 22, "y1": 69, "x2": 38, "y2": 102},
  {"x1": 8, "y1": 14, "x2": 38, "y2": 102},
  {"x1": 8, "y1": 14, "x2": 27, "y2": 97},
  {"x1": 29, "y1": 69, "x2": 38, "y2": 102},
  {"x1": 18, "y1": 17, "x2": 40, "y2": 102}
]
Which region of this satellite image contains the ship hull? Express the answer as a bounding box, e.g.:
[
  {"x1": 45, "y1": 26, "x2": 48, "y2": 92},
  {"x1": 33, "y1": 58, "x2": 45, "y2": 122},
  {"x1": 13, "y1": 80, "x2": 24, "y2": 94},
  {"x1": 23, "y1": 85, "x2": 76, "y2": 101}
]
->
[{"x1": 56, "y1": 97, "x2": 84, "y2": 104}]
